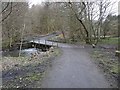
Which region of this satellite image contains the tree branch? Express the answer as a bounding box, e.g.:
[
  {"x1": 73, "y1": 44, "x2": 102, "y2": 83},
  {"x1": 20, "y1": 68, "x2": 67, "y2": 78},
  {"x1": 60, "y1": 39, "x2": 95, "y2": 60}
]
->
[
  {"x1": 1, "y1": 2, "x2": 12, "y2": 22},
  {"x1": 1, "y1": 2, "x2": 10, "y2": 13},
  {"x1": 68, "y1": 2, "x2": 89, "y2": 38}
]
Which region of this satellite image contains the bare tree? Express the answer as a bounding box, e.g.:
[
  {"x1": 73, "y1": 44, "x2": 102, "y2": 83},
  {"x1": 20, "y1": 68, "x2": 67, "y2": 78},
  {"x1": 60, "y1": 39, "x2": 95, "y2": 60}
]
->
[
  {"x1": 19, "y1": 23, "x2": 26, "y2": 57},
  {"x1": 2, "y1": 2, "x2": 28, "y2": 49},
  {"x1": 67, "y1": 2, "x2": 90, "y2": 44},
  {"x1": 67, "y1": 0, "x2": 115, "y2": 45}
]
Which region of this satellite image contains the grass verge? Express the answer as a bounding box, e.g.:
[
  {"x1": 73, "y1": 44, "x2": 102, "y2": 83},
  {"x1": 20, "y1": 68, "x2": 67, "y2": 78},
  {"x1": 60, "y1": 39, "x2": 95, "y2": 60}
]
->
[
  {"x1": 98, "y1": 37, "x2": 119, "y2": 45},
  {"x1": 91, "y1": 49, "x2": 119, "y2": 88}
]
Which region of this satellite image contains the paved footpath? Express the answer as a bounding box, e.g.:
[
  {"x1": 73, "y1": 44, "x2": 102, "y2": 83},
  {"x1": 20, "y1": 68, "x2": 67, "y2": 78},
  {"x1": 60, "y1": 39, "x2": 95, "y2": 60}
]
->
[{"x1": 41, "y1": 45, "x2": 110, "y2": 88}]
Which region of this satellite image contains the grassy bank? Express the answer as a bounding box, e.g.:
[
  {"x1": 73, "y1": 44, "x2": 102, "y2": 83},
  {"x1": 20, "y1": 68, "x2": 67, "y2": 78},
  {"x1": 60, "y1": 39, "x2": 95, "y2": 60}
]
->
[
  {"x1": 91, "y1": 48, "x2": 119, "y2": 88},
  {"x1": 2, "y1": 47, "x2": 61, "y2": 88},
  {"x1": 99, "y1": 37, "x2": 119, "y2": 45},
  {"x1": 47, "y1": 34, "x2": 85, "y2": 44},
  {"x1": 48, "y1": 34, "x2": 66, "y2": 43}
]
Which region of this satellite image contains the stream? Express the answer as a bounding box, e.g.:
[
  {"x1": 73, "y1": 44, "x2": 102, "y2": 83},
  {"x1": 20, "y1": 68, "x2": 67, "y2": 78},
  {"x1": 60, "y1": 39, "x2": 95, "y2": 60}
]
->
[
  {"x1": 2, "y1": 48, "x2": 40, "y2": 57},
  {"x1": 2, "y1": 39, "x2": 53, "y2": 57}
]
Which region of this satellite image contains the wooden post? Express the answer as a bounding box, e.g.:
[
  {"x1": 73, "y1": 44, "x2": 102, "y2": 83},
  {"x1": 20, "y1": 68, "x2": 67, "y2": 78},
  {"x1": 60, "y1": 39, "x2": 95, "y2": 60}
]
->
[
  {"x1": 115, "y1": 50, "x2": 120, "y2": 57},
  {"x1": 45, "y1": 40, "x2": 47, "y2": 51},
  {"x1": 57, "y1": 42, "x2": 58, "y2": 47},
  {"x1": 52, "y1": 42, "x2": 53, "y2": 46},
  {"x1": 33, "y1": 38, "x2": 36, "y2": 48},
  {"x1": 45, "y1": 40, "x2": 46, "y2": 45},
  {"x1": 39, "y1": 39, "x2": 40, "y2": 44},
  {"x1": 33, "y1": 37, "x2": 34, "y2": 43}
]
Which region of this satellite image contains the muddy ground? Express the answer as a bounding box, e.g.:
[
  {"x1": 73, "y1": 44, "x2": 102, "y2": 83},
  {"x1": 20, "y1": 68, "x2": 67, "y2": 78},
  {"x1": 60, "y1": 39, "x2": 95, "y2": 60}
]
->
[{"x1": 2, "y1": 47, "x2": 61, "y2": 88}]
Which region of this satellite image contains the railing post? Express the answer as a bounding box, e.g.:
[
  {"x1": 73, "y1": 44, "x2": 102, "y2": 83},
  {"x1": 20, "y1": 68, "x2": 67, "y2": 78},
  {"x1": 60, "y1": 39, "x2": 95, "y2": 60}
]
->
[
  {"x1": 33, "y1": 37, "x2": 34, "y2": 43},
  {"x1": 45, "y1": 40, "x2": 47, "y2": 52},
  {"x1": 32, "y1": 37, "x2": 35, "y2": 48},
  {"x1": 57, "y1": 42, "x2": 58, "y2": 47},
  {"x1": 39, "y1": 39, "x2": 40, "y2": 44},
  {"x1": 45, "y1": 40, "x2": 46, "y2": 45},
  {"x1": 52, "y1": 42, "x2": 53, "y2": 47}
]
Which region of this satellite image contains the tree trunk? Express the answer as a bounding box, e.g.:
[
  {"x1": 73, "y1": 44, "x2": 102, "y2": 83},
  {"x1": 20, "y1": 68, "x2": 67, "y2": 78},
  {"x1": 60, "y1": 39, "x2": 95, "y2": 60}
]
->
[
  {"x1": 19, "y1": 23, "x2": 25, "y2": 57},
  {"x1": 68, "y1": 2, "x2": 90, "y2": 44},
  {"x1": 61, "y1": 30, "x2": 66, "y2": 42}
]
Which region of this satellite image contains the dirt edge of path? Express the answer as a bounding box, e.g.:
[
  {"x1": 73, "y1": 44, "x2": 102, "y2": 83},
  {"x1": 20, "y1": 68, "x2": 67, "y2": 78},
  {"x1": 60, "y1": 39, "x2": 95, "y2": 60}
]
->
[{"x1": 89, "y1": 46, "x2": 118, "y2": 88}]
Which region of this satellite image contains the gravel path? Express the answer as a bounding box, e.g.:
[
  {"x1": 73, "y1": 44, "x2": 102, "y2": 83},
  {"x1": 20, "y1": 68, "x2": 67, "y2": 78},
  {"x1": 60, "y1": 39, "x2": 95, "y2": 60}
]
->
[
  {"x1": 2, "y1": 33, "x2": 112, "y2": 88},
  {"x1": 41, "y1": 45, "x2": 110, "y2": 88}
]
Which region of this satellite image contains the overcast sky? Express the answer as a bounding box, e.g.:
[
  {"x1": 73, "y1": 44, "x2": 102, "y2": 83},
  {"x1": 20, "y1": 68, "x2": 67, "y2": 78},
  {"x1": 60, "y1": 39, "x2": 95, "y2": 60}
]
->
[{"x1": 28, "y1": 0, "x2": 119, "y2": 15}]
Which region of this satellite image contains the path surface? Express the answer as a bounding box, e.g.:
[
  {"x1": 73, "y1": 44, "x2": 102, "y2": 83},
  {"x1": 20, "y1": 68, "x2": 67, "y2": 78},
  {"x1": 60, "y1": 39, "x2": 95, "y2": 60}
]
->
[
  {"x1": 2, "y1": 33, "x2": 111, "y2": 88},
  {"x1": 28, "y1": 34, "x2": 110, "y2": 88},
  {"x1": 41, "y1": 45, "x2": 110, "y2": 88}
]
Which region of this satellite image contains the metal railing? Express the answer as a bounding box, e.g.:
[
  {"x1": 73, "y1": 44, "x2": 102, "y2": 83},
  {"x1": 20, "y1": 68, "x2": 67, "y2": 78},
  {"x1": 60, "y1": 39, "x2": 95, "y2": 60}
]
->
[{"x1": 32, "y1": 37, "x2": 59, "y2": 47}]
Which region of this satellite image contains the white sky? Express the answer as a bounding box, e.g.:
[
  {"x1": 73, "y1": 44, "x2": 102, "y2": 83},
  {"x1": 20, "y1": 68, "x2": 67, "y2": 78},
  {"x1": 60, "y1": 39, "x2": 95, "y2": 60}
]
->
[
  {"x1": 28, "y1": 0, "x2": 43, "y2": 7},
  {"x1": 28, "y1": 0, "x2": 120, "y2": 15}
]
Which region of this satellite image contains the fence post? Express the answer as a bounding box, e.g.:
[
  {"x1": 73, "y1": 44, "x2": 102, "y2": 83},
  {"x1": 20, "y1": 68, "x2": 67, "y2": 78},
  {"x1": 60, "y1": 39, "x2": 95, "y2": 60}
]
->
[
  {"x1": 57, "y1": 42, "x2": 58, "y2": 47},
  {"x1": 39, "y1": 39, "x2": 40, "y2": 44},
  {"x1": 33, "y1": 37, "x2": 34, "y2": 43},
  {"x1": 45, "y1": 40, "x2": 47, "y2": 51},
  {"x1": 45, "y1": 40, "x2": 46, "y2": 45},
  {"x1": 52, "y1": 42, "x2": 53, "y2": 47},
  {"x1": 32, "y1": 37, "x2": 35, "y2": 48}
]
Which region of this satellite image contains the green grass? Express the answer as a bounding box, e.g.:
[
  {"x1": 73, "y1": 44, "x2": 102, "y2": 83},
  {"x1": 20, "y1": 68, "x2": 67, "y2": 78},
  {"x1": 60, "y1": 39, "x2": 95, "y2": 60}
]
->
[
  {"x1": 91, "y1": 49, "x2": 119, "y2": 76},
  {"x1": 25, "y1": 73, "x2": 44, "y2": 81},
  {"x1": 48, "y1": 35, "x2": 66, "y2": 43},
  {"x1": 91, "y1": 50, "x2": 119, "y2": 87},
  {"x1": 99, "y1": 37, "x2": 119, "y2": 45}
]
